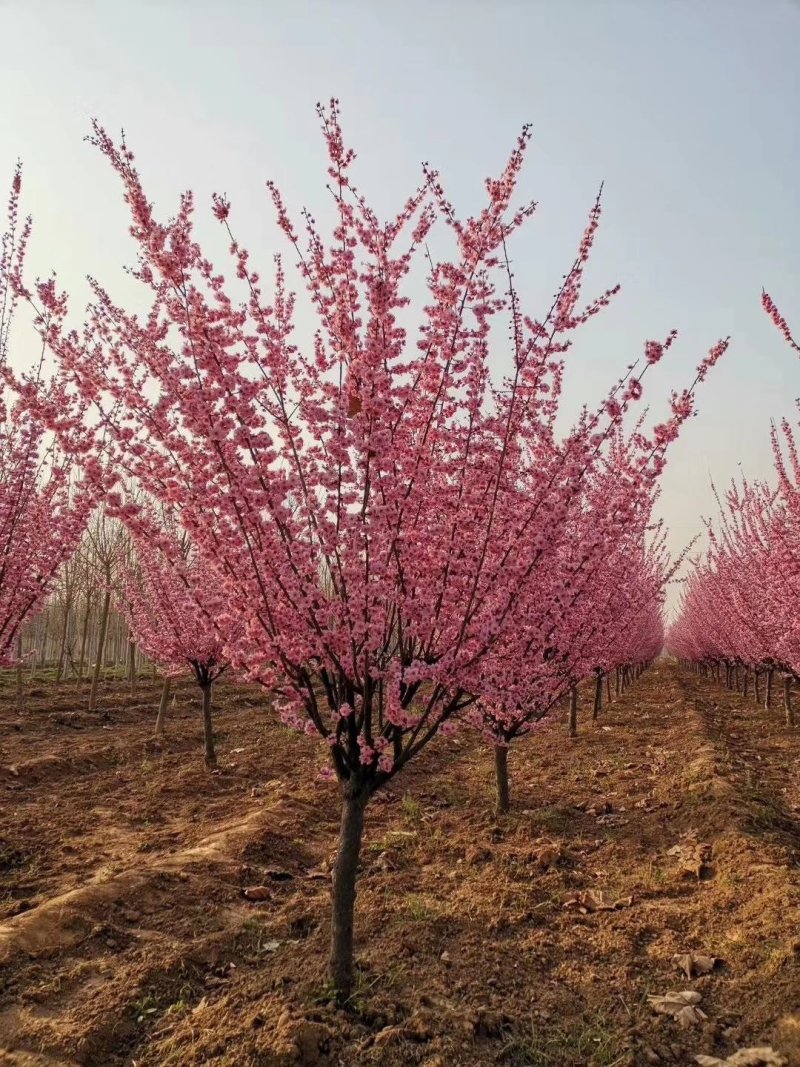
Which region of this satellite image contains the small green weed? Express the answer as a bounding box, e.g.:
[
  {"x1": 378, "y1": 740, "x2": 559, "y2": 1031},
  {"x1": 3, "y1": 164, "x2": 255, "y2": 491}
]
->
[
  {"x1": 502, "y1": 1013, "x2": 626, "y2": 1067},
  {"x1": 401, "y1": 793, "x2": 422, "y2": 825}
]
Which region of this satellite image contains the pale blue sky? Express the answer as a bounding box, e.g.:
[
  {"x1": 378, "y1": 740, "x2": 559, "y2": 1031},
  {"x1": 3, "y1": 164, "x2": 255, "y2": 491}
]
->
[{"x1": 1, "y1": 0, "x2": 798, "y2": 611}]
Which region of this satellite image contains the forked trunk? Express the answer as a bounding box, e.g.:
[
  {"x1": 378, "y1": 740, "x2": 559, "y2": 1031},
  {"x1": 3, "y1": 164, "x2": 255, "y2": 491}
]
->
[
  {"x1": 494, "y1": 744, "x2": 510, "y2": 814},
  {"x1": 330, "y1": 784, "x2": 369, "y2": 1002},
  {"x1": 89, "y1": 587, "x2": 111, "y2": 713},
  {"x1": 155, "y1": 675, "x2": 171, "y2": 736},
  {"x1": 593, "y1": 673, "x2": 603, "y2": 720},
  {"x1": 568, "y1": 684, "x2": 578, "y2": 738},
  {"x1": 55, "y1": 587, "x2": 73, "y2": 683}
]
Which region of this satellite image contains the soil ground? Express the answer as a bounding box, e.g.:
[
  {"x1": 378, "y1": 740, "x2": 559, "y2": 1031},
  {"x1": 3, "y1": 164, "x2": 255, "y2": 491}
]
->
[{"x1": 0, "y1": 661, "x2": 799, "y2": 1066}]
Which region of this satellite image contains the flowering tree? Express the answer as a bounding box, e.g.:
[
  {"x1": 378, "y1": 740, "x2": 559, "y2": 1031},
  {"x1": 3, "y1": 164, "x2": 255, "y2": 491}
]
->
[
  {"x1": 0, "y1": 168, "x2": 91, "y2": 665},
  {"x1": 666, "y1": 479, "x2": 799, "y2": 718},
  {"x1": 118, "y1": 516, "x2": 234, "y2": 765},
  {"x1": 21, "y1": 103, "x2": 726, "y2": 997},
  {"x1": 473, "y1": 443, "x2": 677, "y2": 812},
  {"x1": 668, "y1": 292, "x2": 800, "y2": 719}
]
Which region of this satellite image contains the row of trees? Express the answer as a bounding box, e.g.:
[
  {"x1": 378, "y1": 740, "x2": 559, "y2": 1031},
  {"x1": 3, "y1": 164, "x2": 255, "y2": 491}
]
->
[
  {"x1": 667, "y1": 295, "x2": 798, "y2": 721},
  {"x1": 2, "y1": 104, "x2": 727, "y2": 997},
  {"x1": 6, "y1": 502, "x2": 233, "y2": 762},
  {"x1": 0, "y1": 168, "x2": 92, "y2": 670},
  {"x1": 15, "y1": 515, "x2": 148, "y2": 691}
]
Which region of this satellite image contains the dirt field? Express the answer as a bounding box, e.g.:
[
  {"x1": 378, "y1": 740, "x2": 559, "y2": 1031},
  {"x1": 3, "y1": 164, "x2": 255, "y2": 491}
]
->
[{"x1": 0, "y1": 662, "x2": 799, "y2": 1066}]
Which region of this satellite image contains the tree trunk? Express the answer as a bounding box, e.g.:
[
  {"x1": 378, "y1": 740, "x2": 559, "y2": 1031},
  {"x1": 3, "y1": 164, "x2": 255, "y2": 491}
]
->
[
  {"x1": 494, "y1": 744, "x2": 510, "y2": 814},
  {"x1": 754, "y1": 671, "x2": 761, "y2": 705},
  {"x1": 593, "y1": 673, "x2": 603, "y2": 720},
  {"x1": 155, "y1": 675, "x2": 171, "y2": 736},
  {"x1": 568, "y1": 684, "x2": 578, "y2": 738},
  {"x1": 127, "y1": 636, "x2": 137, "y2": 693},
  {"x1": 29, "y1": 615, "x2": 48, "y2": 682},
  {"x1": 743, "y1": 669, "x2": 750, "y2": 698},
  {"x1": 77, "y1": 590, "x2": 92, "y2": 683},
  {"x1": 785, "y1": 676, "x2": 795, "y2": 727},
  {"x1": 765, "y1": 668, "x2": 774, "y2": 710},
  {"x1": 201, "y1": 682, "x2": 216, "y2": 766},
  {"x1": 55, "y1": 587, "x2": 73, "y2": 683},
  {"x1": 329, "y1": 785, "x2": 369, "y2": 1002},
  {"x1": 15, "y1": 631, "x2": 24, "y2": 710},
  {"x1": 89, "y1": 586, "x2": 111, "y2": 712},
  {"x1": 615, "y1": 668, "x2": 621, "y2": 698},
  {"x1": 606, "y1": 673, "x2": 612, "y2": 703}
]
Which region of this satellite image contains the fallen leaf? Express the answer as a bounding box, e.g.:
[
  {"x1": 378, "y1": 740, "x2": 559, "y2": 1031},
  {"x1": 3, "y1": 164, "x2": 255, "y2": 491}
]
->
[
  {"x1": 533, "y1": 844, "x2": 561, "y2": 870},
  {"x1": 647, "y1": 990, "x2": 707, "y2": 1027},
  {"x1": 563, "y1": 889, "x2": 632, "y2": 914},
  {"x1": 305, "y1": 867, "x2": 331, "y2": 880},
  {"x1": 242, "y1": 885, "x2": 271, "y2": 901},
  {"x1": 695, "y1": 1048, "x2": 787, "y2": 1066},
  {"x1": 667, "y1": 832, "x2": 712, "y2": 878},
  {"x1": 674, "y1": 952, "x2": 719, "y2": 979}
]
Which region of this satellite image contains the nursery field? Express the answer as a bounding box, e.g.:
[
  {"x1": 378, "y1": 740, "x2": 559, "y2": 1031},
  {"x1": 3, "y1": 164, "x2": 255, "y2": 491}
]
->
[{"x1": 0, "y1": 664, "x2": 799, "y2": 1066}]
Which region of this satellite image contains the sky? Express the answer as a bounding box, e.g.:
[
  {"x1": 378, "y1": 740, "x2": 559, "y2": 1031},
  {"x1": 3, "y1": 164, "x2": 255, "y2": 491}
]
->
[{"x1": 1, "y1": 0, "x2": 798, "y2": 615}]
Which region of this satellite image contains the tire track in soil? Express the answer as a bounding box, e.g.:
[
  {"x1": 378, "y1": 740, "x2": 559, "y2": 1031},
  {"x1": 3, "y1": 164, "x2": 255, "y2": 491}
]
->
[
  {"x1": 677, "y1": 668, "x2": 800, "y2": 863},
  {"x1": 0, "y1": 683, "x2": 283, "y2": 918}
]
